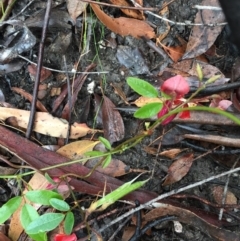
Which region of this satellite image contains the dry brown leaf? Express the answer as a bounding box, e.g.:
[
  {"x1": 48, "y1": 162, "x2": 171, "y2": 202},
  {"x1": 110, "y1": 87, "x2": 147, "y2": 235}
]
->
[
  {"x1": 9, "y1": 173, "x2": 49, "y2": 241},
  {"x1": 90, "y1": 3, "x2": 155, "y2": 39},
  {"x1": 183, "y1": 0, "x2": 225, "y2": 59},
  {"x1": 102, "y1": 95, "x2": 125, "y2": 144},
  {"x1": 109, "y1": 0, "x2": 144, "y2": 20},
  {"x1": 87, "y1": 158, "x2": 130, "y2": 177},
  {"x1": 159, "y1": 148, "x2": 184, "y2": 159},
  {"x1": 57, "y1": 140, "x2": 99, "y2": 160},
  {"x1": 171, "y1": 59, "x2": 224, "y2": 79},
  {"x1": 0, "y1": 107, "x2": 98, "y2": 139},
  {"x1": 162, "y1": 153, "x2": 194, "y2": 186},
  {"x1": 158, "y1": 42, "x2": 186, "y2": 62},
  {"x1": 66, "y1": 0, "x2": 87, "y2": 23},
  {"x1": 212, "y1": 186, "x2": 237, "y2": 205}
]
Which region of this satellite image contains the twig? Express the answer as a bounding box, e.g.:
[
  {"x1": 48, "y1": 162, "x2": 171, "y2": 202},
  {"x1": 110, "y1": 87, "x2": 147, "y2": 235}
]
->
[
  {"x1": 10, "y1": 0, "x2": 35, "y2": 19},
  {"x1": 129, "y1": 0, "x2": 227, "y2": 27},
  {"x1": 26, "y1": 0, "x2": 52, "y2": 138},
  {"x1": 219, "y1": 158, "x2": 239, "y2": 220},
  {"x1": 97, "y1": 166, "x2": 240, "y2": 234},
  {"x1": 18, "y1": 55, "x2": 108, "y2": 74},
  {"x1": 63, "y1": 55, "x2": 71, "y2": 144}
]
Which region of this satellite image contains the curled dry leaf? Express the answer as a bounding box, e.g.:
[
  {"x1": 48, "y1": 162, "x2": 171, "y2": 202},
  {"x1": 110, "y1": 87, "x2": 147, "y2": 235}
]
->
[
  {"x1": 90, "y1": 3, "x2": 155, "y2": 39},
  {"x1": 0, "y1": 107, "x2": 98, "y2": 139},
  {"x1": 212, "y1": 186, "x2": 237, "y2": 205},
  {"x1": 162, "y1": 153, "x2": 194, "y2": 186},
  {"x1": 159, "y1": 148, "x2": 184, "y2": 159}
]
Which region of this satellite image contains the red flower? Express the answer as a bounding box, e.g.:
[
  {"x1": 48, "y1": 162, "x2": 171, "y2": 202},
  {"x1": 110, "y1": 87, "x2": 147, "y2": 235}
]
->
[
  {"x1": 54, "y1": 233, "x2": 77, "y2": 241},
  {"x1": 158, "y1": 75, "x2": 190, "y2": 125},
  {"x1": 161, "y1": 75, "x2": 190, "y2": 98}
]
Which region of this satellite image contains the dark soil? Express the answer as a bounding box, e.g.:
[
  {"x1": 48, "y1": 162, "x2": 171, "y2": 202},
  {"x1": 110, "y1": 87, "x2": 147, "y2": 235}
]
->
[{"x1": 0, "y1": 0, "x2": 240, "y2": 240}]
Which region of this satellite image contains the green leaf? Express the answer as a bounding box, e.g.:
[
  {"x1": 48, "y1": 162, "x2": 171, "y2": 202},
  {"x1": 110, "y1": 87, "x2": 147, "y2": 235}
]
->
[
  {"x1": 99, "y1": 136, "x2": 111, "y2": 150},
  {"x1": 21, "y1": 204, "x2": 47, "y2": 241},
  {"x1": 0, "y1": 196, "x2": 22, "y2": 224},
  {"x1": 127, "y1": 77, "x2": 158, "y2": 97},
  {"x1": 84, "y1": 150, "x2": 103, "y2": 157},
  {"x1": 102, "y1": 154, "x2": 112, "y2": 168},
  {"x1": 64, "y1": 211, "x2": 74, "y2": 235},
  {"x1": 49, "y1": 198, "x2": 70, "y2": 212},
  {"x1": 25, "y1": 190, "x2": 62, "y2": 205},
  {"x1": 88, "y1": 176, "x2": 149, "y2": 212},
  {"x1": 134, "y1": 103, "x2": 163, "y2": 119},
  {"x1": 26, "y1": 213, "x2": 65, "y2": 234}
]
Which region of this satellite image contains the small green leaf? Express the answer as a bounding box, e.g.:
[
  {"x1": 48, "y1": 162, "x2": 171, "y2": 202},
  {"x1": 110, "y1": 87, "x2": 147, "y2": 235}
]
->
[
  {"x1": 84, "y1": 150, "x2": 103, "y2": 157},
  {"x1": 134, "y1": 103, "x2": 163, "y2": 119},
  {"x1": 127, "y1": 77, "x2": 158, "y2": 97},
  {"x1": 49, "y1": 198, "x2": 70, "y2": 212},
  {"x1": 25, "y1": 190, "x2": 62, "y2": 205},
  {"x1": 21, "y1": 204, "x2": 47, "y2": 241},
  {"x1": 0, "y1": 196, "x2": 22, "y2": 224},
  {"x1": 88, "y1": 176, "x2": 149, "y2": 212},
  {"x1": 64, "y1": 211, "x2": 74, "y2": 235},
  {"x1": 102, "y1": 154, "x2": 112, "y2": 168},
  {"x1": 26, "y1": 213, "x2": 65, "y2": 234},
  {"x1": 99, "y1": 136, "x2": 111, "y2": 150}
]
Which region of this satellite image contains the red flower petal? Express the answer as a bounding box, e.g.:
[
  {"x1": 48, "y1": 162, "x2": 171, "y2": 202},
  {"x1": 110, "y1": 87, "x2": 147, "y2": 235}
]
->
[
  {"x1": 54, "y1": 233, "x2": 77, "y2": 241},
  {"x1": 178, "y1": 110, "x2": 190, "y2": 119},
  {"x1": 161, "y1": 75, "x2": 190, "y2": 98}
]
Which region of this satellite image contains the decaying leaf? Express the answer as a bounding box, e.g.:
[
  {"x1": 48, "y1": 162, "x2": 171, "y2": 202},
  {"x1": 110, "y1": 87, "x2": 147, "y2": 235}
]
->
[
  {"x1": 0, "y1": 107, "x2": 98, "y2": 139},
  {"x1": 162, "y1": 153, "x2": 194, "y2": 186},
  {"x1": 183, "y1": 0, "x2": 225, "y2": 59},
  {"x1": 90, "y1": 3, "x2": 155, "y2": 39},
  {"x1": 66, "y1": 0, "x2": 87, "y2": 23},
  {"x1": 143, "y1": 203, "x2": 240, "y2": 240},
  {"x1": 171, "y1": 59, "x2": 224, "y2": 79},
  {"x1": 212, "y1": 186, "x2": 237, "y2": 205},
  {"x1": 57, "y1": 140, "x2": 99, "y2": 160},
  {"x1": 102, "y1": 95, "x2": 125, "y2": 144}
]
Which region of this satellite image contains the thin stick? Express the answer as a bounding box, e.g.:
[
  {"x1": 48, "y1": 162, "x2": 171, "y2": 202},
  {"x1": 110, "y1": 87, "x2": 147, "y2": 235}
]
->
[{"x1": 26, "y1": 0, "x2": 51, "y2": 138}]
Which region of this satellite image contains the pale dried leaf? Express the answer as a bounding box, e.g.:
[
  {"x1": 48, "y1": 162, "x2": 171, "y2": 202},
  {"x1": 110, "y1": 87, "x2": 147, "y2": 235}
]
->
[
  {"x1": 133, "y1": 96, "x2": 163, "y2": 107},
  {"x1": 162, "y1": 153, "x2": 194, "y2": 186},
  {"x1": 91, "y1": 3, "x2": 155, "y2": 39},
  {"x1": 57, "y1": 140, "x2": 99, "y2": 160},
  {"x1": 67, "y1": 0, "x2": 87, "y2": 23},
  {"x1": 0, "y1": 107, "x2": 98, "y2": 139}
]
